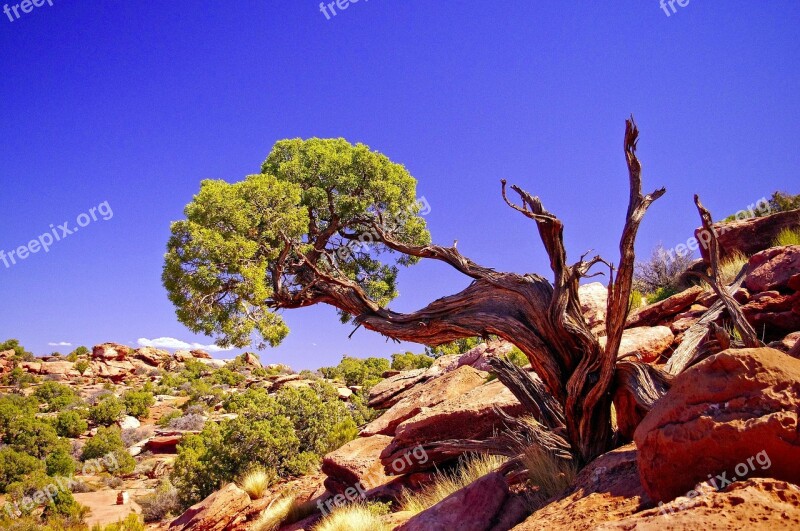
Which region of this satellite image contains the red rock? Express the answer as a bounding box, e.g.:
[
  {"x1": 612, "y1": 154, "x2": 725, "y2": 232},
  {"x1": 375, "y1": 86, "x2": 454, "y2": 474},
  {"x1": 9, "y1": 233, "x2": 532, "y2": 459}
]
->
[
  {"x1": 360, "y1": 366, "x2": 487, "y2": 437},
  {"x1": 380, "y1": 380, "x2": 526, "y2": 473},
  {"x1": 368, "y1": 369, "x2": 428, "y2": 409},
  {"x1": 514, "y1": 444, "x2": 649, "y2": 530},
  {"x1": 190, "y1": 349, "x2": 212, "y2": 359},
  {"x1": 397, "y1": 472, "x2": 511, "y2": 531},
  {"x1": 145, "y1": 434, "x2": 184, "y2": 453},
  {"x1": 241, "y1": 352, "x2": 261, "y2": 368},
  {"x1": 92, "y1": 342, "x2": 131, "y2": 361},
  {"x1": 695, "y1": 208, "x2": 800, "y2": 263},
  {"x1": 39, "y1": 361, "x2": 77, "y2": 376},
  {"x1": 596, "y1": 478, "x2": 800, "y2": 530},
  {"x1": 579, "y1": 282, "x2": 608, "y2": 334},
  {"x1": 134, "y1": 346, "x2": 170, "y2": 367},
  {"x1": 600, "y1": 326, "x2": 674, "y2": 363},
  {"x1": 745, "y1": 245, "x2": 800, "y2": 293},
  {"x1": 634, "y1": 347, "x2": 800, "y2": 502},
  {"x1": 168, "y1": 483, "x2": 250, "y2": 531},
  {"x1": 626, "y1": 286, "x2": 704, "y2": 328},
  {"x1": 741, "y1": 290, "x2": 800, "y2": 334},
  {"x1": 322, "y1": 435, "x2": 394, "y2": 494},
  {"x1": 456, "y1": 340, "x2": 514, "y2": 371}
]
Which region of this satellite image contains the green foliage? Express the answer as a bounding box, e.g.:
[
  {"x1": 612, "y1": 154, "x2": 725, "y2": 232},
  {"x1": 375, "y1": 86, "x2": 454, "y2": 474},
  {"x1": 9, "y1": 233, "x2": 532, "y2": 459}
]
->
[
  {"x1": 390, "y1": 351, "x2": 434, "y2": 371},
  {"x1": 774, "y1": 226, "x2": 800, "y2": 246},
  {"x1": 0, "y1": 447, "x2": 45, "y2": 492},
  {"x1": 4, "y1": 471, "x2": 88, "y2": 523},
  {"x1": 122, "y1": 390, "x2": 155, "y2": 419},
  {"x1": 90, "y1": 513, "x2": 145, "y2": 531},
  {"x1": 34, "y1": 382, "x2": 81, "y2": 412},
  {"x1": 425, "y1": 337, "x2": 482, "y2": 358},
  {"x1": 320, "y1": 356, "x2": 389, "y2": 388},
  {"x1": 88, "y1": 395, "x2": 125, "y2": 426},
  {"x1": 0, "y1": 338, "x2": 34, "y2": 361},
  {"x1": 46, "y1": 448, "x2": 76, "y2": 477},
  {"x1": 629, "y1": 290, "x2": 645, "y2": 310},
  {"x1": 507, "y1": 347, "x2": 528, "y2": 367},
  {"x1": 1, "y1": 366, "x2": 37, "y2": 387},
  {"x1": 135, "y1": 479, "x2": 181, "y2": 523},
  {"x1": 768, "y1": 191, "x2": 800, "y2": 213},
  {"x1": 646, "y1": 286, "x2": 679, "y2": 305},
  {"x1": 209, "y1": 366, "x2": 245, "y2": 386},
  {"x1": 4, "y1": 415, "x2": 68, "y2": 460},
  {"x1": 174, "y1": 382, "x2": 367, "y2": 508},
  {"x1": 80, "y1": 426, "x2": 136, "y2": 476},
  {"x1": 163, "y1": 138, "x2": 431, "y2": 350},
  {"x1": 53, "y1": 409, "x2": 89, "y2": 439},
  {"x1": 74, "y1": 360, "x2": 90, "y2": 375}
]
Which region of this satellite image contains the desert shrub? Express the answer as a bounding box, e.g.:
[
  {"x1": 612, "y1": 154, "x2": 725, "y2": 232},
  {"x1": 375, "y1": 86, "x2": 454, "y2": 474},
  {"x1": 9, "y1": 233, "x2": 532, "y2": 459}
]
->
[
  {"x1": 166, "y1": 413, "x2": 206, "y2": 431},
  {"x1": 46, "y1": 448, "x2": 77, "y2": 477},
  {"x1": 400, "y1": 454, "x2": 506, "y2": 515},
  {"x1": 135, "y1": 480, "x2": 181, "y2": 523},
  {"x1": 314, "y1": 503, "x2": 392, "y2": 531},
  {"x1": 252, "y1": 494, "x2": 298, "y2": 531},
  {"x1": 645, "y1": 285, "x2": 679, "y2": 305},
  {"x1": 0, "y1": 394, "x2": 39, "y2": 436},
  {"x1": 0, "y1": 447, "x2": 46, "y2": 492},
  {"x1": 718, "y1": 251, "x2": 749, "y2": 285},
  {"x1": 181, "y1": 359, "x2": 212, "y2": 381},
  {"x1": 390, "y1": 351, "x2": 434, "y2": 371},
  {"x1": 629, "y1": 290, "x2": 645, "y2": 310},
  {"x1": 0, "y1": 339, "x2": 34, "y2": 361},
  {"x1": 519, "y1": 444, "x2": 577, "y2": 503},
  {"x1": 54, "y1": 410, "x2": 89, "y2": 438},
  {"x1": 122, "y1": 390, "x2": 155, "y2": 419},
  {"x1": 1, "y1": 367, "x2": 38, "y2": 387},
  {"x1": 121, "y1": 426, "x2": 155, "y2": 447},
  {"x1": 319, "y1": 356, "x2": 389, "y2": 388},
  {"x1": 634, "y1": 244, "x2": 695, "y2": 295},
  {"x1": 425, "y1": 337, "x2": 482, "y2": 358},
  {"x1": 157, "y1": 410, "x2": 181, "y2": 427},
  {"x1": 74, "y1": 360, "x2": 90, "y2": 375},
  {"x1": 4, "y1": 415, "x2": 69, "y2": 459},
  {"x1": 34, "y1": 382, "x2": 81, "y2": 412},
  {"x1": 89, "y1": 395, "x2": 125, "y2": 426},
  {"x1": 80, "y1": 426, "x2": 136, "y2": 476},
  {"x1": 239, "y1": 467, "x2": 278, "y2": 500},
  {"x1": 507, "y1": 347, "x2": 529, "y2": 367},
  {"x1": 774, "y1": 226, "x2": 800, "y2": 247},
  {"x1": 210, "y1": 366, "x2": 245, "y2": 386},
  {"x1": 90, "y1": 513, "x2": 145, "y2": 531},
  {"x1": 3, "y1": 470, "x2": 89, "y2": 523}
]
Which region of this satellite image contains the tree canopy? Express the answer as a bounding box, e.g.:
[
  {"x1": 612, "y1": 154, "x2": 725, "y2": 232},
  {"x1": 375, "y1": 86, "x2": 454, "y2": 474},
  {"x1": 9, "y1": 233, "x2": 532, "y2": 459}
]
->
[{"x1": 163, "y1": 138, "x2": 430, "y2": 349}]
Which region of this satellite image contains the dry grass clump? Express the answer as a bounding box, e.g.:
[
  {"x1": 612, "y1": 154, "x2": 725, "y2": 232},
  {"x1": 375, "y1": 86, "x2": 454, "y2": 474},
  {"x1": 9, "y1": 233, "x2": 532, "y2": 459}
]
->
[
  {"x1": 519, "y1": 442, "x2": 577, "y2": 502},
  {"x1": 239, "y1": 467, "x2": 277, "y2": 500},
  {"x1": 313, "y1": 503, "x2": 391, "y2": 531},
  {"x1": 252, "y1": 494, "x2": 298, "y2": 531},
  {"x1": 399, "y1": 453, "x2": 506, "y2": 515},
  {"x1": 718, "y1": 250, "x2": 749, "y2": 286},
  {"x1": 774, "y1": 227, "x2": 800, "y2": 247}
]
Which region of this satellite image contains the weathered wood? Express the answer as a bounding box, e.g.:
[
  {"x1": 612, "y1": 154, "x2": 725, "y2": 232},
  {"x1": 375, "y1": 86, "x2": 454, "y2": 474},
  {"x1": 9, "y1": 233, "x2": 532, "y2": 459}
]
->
[
  {"x1": 486, "y1": 356, "x2": 565, "y2": 429},
  {"x1": 692, "y1": 195, "x2": 761, "y2": 348},
  {"x1": 612, "y1": 360, "x2": 672, "y2": 440}
]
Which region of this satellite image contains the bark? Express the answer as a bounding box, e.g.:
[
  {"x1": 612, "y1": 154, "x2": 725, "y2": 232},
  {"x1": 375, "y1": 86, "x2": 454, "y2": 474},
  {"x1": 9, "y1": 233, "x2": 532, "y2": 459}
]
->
[
  {"x1": 272, "y1": 118, "x2": 666, "y2": 464},
  {"x1": 612, "y1": 360, "x2": 672, "y2": 440}
]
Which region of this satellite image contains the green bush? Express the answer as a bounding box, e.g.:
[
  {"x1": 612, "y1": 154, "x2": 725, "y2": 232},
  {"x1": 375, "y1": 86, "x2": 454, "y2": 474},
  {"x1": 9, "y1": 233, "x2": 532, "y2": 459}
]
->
[
  {"x1": 0, "y1": 339, "x2": 34, "y2": 361},
  {"x1": 74, "y1": 360, "x2": 90, "y2": 375},
  {"x1": 89, "y1": 395, "x2": 125, "y2": 426},
  {"x1": 122, "y1": 390, "x2": 155, "y2": 419},
  {"x1": 774, "y1": 226, "x2": 800, "y2": 247},
  {"x1": 425, "y1": 337, "x2": 481, "y2": 358},
  {"x1": 4, "y1": 470, "x2": 88, "y2": 522},
  {"x1": 54, "y1": 410, "x2": 89, "y2": 438},
  {"x1": 320, "y1": 356, "x2": 389, "y2": 388},
  {"x1": 34, "y1": 382, "x2": 81, "y2": 412},
  {"x1": 0, "y1": 447, "x2": 45, "y2": 492},
  {"x1": 81, "y1": 426, "x2": 136, "y2": 476},
  {"x1": 46, "y1": 448, "x2": 77, "y2": 477},
  {"x1": 646, "y1": 286, "x2": 679, "y2": 305},
  {"x1": 507, "y1": 347, "x2": 528, "y2": 367},
  {"x1": 390, "y1": 352, "x2": 434, "y2": 371},
  {"x1": 4, "y1": 415, "x2": 69, "y2": 460}
]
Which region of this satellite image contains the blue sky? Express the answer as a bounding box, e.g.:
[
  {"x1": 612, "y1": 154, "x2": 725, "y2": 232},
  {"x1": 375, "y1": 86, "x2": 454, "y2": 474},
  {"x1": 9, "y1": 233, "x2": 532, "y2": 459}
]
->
[{"x1": 1, "y1": 1, "x2": 798, "y2": 369}]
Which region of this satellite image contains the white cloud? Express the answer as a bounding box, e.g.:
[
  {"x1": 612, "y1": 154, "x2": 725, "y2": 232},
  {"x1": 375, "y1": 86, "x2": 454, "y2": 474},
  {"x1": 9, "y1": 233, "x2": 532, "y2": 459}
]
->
[
  {"x1": 48, "y1": 341, "x2": 72, "y2": 347},
  {"x1": 136, "y1": 337, "x2": 234, "y2": 353}
]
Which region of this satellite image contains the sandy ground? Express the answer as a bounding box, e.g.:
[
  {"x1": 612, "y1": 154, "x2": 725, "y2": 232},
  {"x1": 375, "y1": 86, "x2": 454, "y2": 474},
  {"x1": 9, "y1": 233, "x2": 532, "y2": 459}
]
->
[{"x1": 74, "y1": 489, "x2": 145, "y2": 527}]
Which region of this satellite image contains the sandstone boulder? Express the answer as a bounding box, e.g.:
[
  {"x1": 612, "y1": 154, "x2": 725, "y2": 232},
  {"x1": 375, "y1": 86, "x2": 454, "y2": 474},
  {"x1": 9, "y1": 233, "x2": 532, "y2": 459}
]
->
[
  {"x1": 134, "y1": 346, "x2": 170, "y2": 367},
  {"x1": 626, "y1": 286, "x2": 704, "y2": 328},
  {"x1": 92, "y1": 343, "x2": 131, "y2": 361},
  {"x1": 381, "y1": 379, "x2": 526, "y2": 473},
  {"x1": 745, "y1": 245, "x2": 800, "y2": 293},
  {"x1": 169, "y1": 483, "x2": 250, "y2": 531},
  {"x1": 360, "y1": 365, "x2": 487, "y2": 437},
  {"x1": 39, "y1": 361, "x2": 76, "y2": 376},
  {"x1": 321, "y1": 435, "x2": 394, "y2": 494},
  {"x1": 368, "y1": 369, "x2": 428, "y2": 409},
  {"x1": 190, "y1": 349, "x2": 212, "y2": 359},
  {"x1": 596, "y1": 478, "x2": 800, "y2": 530},
  {"x1": 398, "y1": 472, "x2": 513, "y2": 531},
  {"x1": 695, "y1": 208, "x2": 800, "y2": 263},
  {"x1": 579, "y1": 281, "x2": 608, "y2": 334},
  {"x1": 173, "y1": 350, "x2": 193, "y2": 362},
  {"x1": 241, "y1": 352, "x2": 261, "y2": 368},
  {"x1": 514, "y1": 444, "x2": 649, "y2": 530},
  {"x1": 600, "y1": 326, "x2": 674, "y2": 363},
  {"x1": 456, "y1": 340, "x2": 514, "y2": 371},
  {"x1": 634, "y1": 347, "x2": 800, "y2": 502},
  {"x1": 741, "y1": 290, "x2": 800, "y2": 335}
]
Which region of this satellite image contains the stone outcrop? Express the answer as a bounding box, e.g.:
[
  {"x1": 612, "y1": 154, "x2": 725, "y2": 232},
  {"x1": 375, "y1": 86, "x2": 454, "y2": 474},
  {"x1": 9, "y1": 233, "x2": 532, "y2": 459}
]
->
[
  {"x1": 514, "y1": 444, "x2": 650, "y2": 530},
  {"x1": 168, "y1": 483, "x2": 250, "y2": 531},
  {"x1": 695, "y1": 209, "x2": 800, "y2": 263},
  {"x1": 368, "y1": 369, "x2": 428, "y2": 409},
  {"x1": 398, "y1": 472, "x2": 517, "y2": 531},
  {"x1": 360, "y1": 365, "x2": 487, "y2": 437},
  {"x1": 634, "y1": 347, "x2": 800, "y2": 502},
  {"x1": 626, "y1": 286, "x2": 704, "y2": 328},
  {"x1": 745, "y1": 245, "x2": 800, "y2": 292},
  {"x1": 92, "y1": 342, "x2": 131, "y2": 361},
  {"x1": 600, "y1": 326, "x2": 674, "y2": 363},
  {"x1": 321, "y1": 435, "x2": 394, "y2": 494},
  {"x1": 579, "y1": 281, "x2": 609, "y2": 334},
  {"x1": 596, "y1": 478, "x2": 800, "y2": 530}
]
